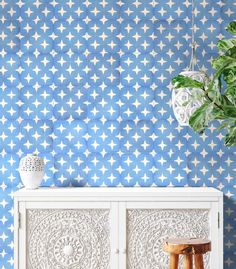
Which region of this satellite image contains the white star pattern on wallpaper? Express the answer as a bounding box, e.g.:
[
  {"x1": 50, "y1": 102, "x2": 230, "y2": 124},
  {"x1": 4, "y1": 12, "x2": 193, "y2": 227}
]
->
[{"x1": 0, "y1": 0, "x2": 236, "y2": 268}]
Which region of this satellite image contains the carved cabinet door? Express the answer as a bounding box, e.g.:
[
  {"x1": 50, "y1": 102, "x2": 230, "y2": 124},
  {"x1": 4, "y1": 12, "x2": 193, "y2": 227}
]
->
[
  {"x1": 18, "y1": 201, "x2": 118, "y2": 269},
  {"x1": 120, "y1": 201, "x2": 219, "y2": 269}
]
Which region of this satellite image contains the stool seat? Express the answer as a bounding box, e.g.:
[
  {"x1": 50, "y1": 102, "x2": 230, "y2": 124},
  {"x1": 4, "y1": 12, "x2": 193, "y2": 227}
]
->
[
  {"x1": 163, "y1": 238, "x2": 211, "y2": 269},
  {"x1": 164, "y1": 238, "x2": 211, "y2": 255}
]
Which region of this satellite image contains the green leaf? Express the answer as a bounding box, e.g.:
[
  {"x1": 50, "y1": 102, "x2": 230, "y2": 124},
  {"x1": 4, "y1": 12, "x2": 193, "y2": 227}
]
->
[
  {"x1": 225, "y1": 84, "x2": 236, "y2": 96},
  {"x1": 208, "y1": 57, "x2": 236, "y2": 95},
  {"x1": 212, "y1": 107, "x2": 227, "y2": 120},
  {"x1": 226, "y1": 21, "x2": 236, "y2": 35},
  {"x1": 223, "y1": 67, "x2": 236, "y2": 85},
  {"x1": 226, "y1": 97, "x2": 236, "y2": 107},
  {"x1": 223, "y1": 105, "x2": 236, "y2": 118},
  {"x1": 226, "y1": 46, "x2": 236, "y2": 58},
  {"x1": 212, "y1": 56, "x2": 234, "y2": 70},
  {"x1": 218, "y1": 77, "x2": 222, "y2": 92},
  {"x1": 207, "y1": 80, "x2": 221, "y2": 102},
  {"x1": 172, "y1": 75, "x2": 204, "y2": 89},
  {"x1": 217, "y1": 121, "x2": 230, "y2": 131},
  {"x1": 217, "y1": 39, "x2": 236, "y2": 51},
  {"x1": 218, "y1": 95, "x2": 235, "y2": 107},
  {"x1": 189, "y1": 102, "x2": 213, "y2": 134},
  {"x1": 225, "y1": 126, "x2": 236, "y2": 147}
]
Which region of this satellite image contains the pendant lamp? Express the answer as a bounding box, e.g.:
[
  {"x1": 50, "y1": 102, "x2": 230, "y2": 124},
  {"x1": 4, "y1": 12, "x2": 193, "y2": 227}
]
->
[{"x1": 172, "y1": 0, "x2": 208, "y2": 126}]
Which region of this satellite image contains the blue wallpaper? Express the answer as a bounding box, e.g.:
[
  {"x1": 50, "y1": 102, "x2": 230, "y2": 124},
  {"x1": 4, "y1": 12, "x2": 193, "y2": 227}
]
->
[{"x1": 0, "y1": 0, "x2": 236, "y2": 267}]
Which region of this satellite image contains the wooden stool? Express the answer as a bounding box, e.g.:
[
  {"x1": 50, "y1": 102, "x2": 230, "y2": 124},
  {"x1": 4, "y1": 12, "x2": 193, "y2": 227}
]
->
[{"x1": 163, "y1": 238, "x2": 211, "y2": 269}]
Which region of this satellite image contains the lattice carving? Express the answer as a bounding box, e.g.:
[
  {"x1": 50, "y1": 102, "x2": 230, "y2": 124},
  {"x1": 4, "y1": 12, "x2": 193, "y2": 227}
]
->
[
  {"x1": 172, "y1": 71, "x2": 207, "y2": 126},
  {"x1": 127, "y1": 209, "x2": 210, "y2": 269},
  {"x1": 27, "y1": 209, "x2": 110, "y2": 269}
]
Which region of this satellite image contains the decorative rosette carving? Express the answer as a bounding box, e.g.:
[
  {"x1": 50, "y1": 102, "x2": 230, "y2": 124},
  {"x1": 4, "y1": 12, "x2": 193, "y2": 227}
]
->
[
  {"x1": 27, "y1": 209, "x2": 110, "y2": 269},
  {"x1": 127, "y1": 209, "x2": 210, "y2": 269}
]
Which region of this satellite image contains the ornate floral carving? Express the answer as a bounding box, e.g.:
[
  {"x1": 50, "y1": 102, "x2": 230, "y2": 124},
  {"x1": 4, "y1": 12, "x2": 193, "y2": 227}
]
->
[
  {"x1": 27, "y1": 209, "x2": 110, "y2": 269},
  {"x1": 127, "y1": 209, "x2": 210, "y2": 269}
]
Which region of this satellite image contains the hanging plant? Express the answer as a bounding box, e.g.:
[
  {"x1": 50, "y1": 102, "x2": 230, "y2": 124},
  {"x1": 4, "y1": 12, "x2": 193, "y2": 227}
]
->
[{"x1": 172, "y1": 21, "x2": 236, "y2": 147}]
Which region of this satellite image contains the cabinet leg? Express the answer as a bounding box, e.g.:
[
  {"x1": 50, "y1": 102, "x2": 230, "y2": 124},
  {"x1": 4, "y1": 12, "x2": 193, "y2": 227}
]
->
[
  {"x1": 194, "y1": 254, "x2": 204, "y2": 269},
  {"x1": 169, "y1": 254, "x2": 179, "y2": 269},
  {"x1": 184, "y1": 254, "x2": 193, "y2": 269}
]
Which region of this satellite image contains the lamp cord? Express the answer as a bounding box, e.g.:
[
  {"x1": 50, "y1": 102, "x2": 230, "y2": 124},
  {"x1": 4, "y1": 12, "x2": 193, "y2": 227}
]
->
[{"x1": 188, "y1": 0, "x2": 199, "y2": 71}]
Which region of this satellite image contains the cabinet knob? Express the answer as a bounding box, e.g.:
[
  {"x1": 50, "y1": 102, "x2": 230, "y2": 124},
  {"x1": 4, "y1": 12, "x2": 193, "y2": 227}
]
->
[
  {"x1": 113, "y1": 248, "x2": 119, "y2": 254},
  {"x1": 121, "y1": 248, "x2": 126, "y2": 254}
]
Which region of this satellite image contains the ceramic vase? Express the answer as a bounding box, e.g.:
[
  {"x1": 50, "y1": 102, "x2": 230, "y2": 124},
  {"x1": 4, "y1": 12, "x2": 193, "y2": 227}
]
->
[{"x1": 19, "y1": 154, "x2": 44, "y2": 189}]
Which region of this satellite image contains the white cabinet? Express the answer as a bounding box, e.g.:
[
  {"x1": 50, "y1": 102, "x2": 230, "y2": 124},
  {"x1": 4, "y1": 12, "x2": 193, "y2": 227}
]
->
[{"x1": 14, "y1": 187, "x2": 223, "y2": 269}]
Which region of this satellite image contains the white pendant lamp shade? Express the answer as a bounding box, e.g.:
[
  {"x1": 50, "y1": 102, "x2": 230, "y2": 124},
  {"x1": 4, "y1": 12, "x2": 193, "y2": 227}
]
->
[
  {"x1": 172, "y1": 71, "x2": 206, "y2": 126},
  {"x1": 171, "y1": 0, "x2": 207, "y2": 126}
]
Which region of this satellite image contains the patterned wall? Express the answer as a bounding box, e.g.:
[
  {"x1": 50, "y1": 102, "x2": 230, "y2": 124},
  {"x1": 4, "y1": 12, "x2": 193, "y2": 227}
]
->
[{"x1": 0, "y1": 0, "x2": 236, "y2": 268}]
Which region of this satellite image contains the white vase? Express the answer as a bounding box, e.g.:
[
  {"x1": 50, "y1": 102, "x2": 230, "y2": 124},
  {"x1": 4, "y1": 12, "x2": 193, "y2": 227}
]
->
[
  {"x1": 19, "y1": 154, "x2": 44, "y2": 189},
  {"x1": 172, "y1": 70, "x2": 207, "y2": 126}
]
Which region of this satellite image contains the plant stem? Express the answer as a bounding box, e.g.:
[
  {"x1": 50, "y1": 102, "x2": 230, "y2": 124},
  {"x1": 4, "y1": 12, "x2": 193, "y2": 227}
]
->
[{"x1": 202, "y1": 86, "x2": 224, "y2": 111}]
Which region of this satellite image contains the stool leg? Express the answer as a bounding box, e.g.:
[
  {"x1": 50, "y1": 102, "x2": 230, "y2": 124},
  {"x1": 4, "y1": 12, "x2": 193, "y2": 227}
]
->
[
  {"x1": 194, "y1": 254, "x2": 204, "y2": 269},
  {"x1": 169, "y1": 254, "x2": 179, "y2": 269},
  {"x1": 184, "y1": 255, "x2": 193, "y2": 269}
]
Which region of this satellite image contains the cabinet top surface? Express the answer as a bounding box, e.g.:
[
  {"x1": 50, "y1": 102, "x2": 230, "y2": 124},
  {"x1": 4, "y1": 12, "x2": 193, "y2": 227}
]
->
[{"x1": 14, "y1": 187, "x2": 222, "y2": 197}]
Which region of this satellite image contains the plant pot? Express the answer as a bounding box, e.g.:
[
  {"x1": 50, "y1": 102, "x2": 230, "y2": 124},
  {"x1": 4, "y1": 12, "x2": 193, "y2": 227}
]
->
[{"x1": 19, "y1": 154, "x2": 44, "y2": 189}]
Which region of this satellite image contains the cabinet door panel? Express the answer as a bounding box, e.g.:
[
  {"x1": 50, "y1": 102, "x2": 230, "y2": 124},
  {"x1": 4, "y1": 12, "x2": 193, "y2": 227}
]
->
[
  {"x1": 20, "y1": 202, "x2": 114, "y2": 269},
  {"x1": 126, "y1": 208, "x2": 210, "y2": 269}
]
